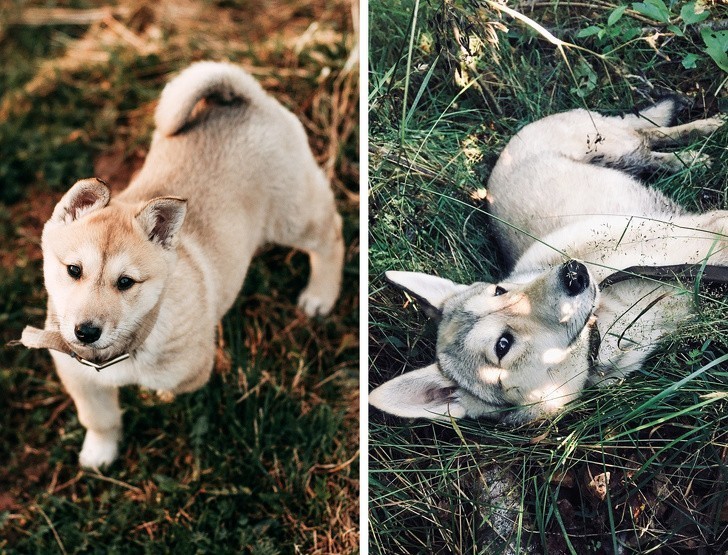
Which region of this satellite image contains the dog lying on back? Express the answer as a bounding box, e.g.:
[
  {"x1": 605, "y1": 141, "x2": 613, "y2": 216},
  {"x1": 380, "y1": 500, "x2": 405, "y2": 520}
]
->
[
  {"x1": 21, "y1": 62, "x2": 344, "y2": 468},
  {"x1": 370, "y1": 98, "x2": 725, "y2": 424}
]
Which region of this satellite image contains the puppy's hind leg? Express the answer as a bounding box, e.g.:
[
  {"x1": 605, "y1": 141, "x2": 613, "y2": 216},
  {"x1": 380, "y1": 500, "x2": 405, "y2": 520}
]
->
[
  {"x1": 640, "y1": 115, "x2": 725, "y2": 149},
  {"x1": 278, "y1": 177, "x2": 344, "y2": 316},
  {"x1": 589, "y1": 147, "x2": 709, "y2": 176},
  {"x1": 646, "y1": 150, "x2": 713, "y2": 172},
  {"x1": 636, "y1": 114, "x2": 725, "y2": 172},
  {"x1": 580, "y1": 98, "x2": 685, "y2": 169},
  {"x1": 591, "y1": 103, "x2": 724, "y2": 174},
  {"x1": 295, "y1": 207, "x2": 345, "y2": 317}
]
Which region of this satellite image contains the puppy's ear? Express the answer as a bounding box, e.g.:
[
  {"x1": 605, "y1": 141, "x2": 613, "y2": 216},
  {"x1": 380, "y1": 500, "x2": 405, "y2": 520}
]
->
[
  {"x1": 369, "y1": 364, "x2": 467, "y2": 420},
  {"x1": 385, "y1": 271, "x2": 467, "y2": 316},
  {"x1": 51, "y1": 178, "x2": 110, "y2": 224},
  {"x1": 136, "y1": 197, "x2": 187, "y2": 249}
]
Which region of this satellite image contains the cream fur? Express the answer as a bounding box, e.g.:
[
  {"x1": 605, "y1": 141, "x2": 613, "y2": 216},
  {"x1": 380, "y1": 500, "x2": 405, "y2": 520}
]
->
[{"x1": 41, "y1": 62, "x2": 344, "y2": 468}]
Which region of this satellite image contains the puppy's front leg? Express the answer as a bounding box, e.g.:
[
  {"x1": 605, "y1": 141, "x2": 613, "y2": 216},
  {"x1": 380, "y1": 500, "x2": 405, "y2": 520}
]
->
[{"x1": 53, "y1": 353, "x2": 123, "y2": 468}]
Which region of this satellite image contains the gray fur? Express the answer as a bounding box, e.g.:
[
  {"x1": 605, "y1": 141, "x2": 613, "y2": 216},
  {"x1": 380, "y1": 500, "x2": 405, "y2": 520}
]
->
[{"x1": 371, "y1": 99, "x2": 726, "y2": 424}]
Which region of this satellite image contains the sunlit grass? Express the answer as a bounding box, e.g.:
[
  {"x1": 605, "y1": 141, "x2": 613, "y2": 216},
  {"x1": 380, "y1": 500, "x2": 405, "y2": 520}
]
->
[
  {"x1": 369, "y1": 0, "x2": 728, "y2": 552},
  {"x1": 0, "y1": 1, "x2": 359, "y2": 552}
]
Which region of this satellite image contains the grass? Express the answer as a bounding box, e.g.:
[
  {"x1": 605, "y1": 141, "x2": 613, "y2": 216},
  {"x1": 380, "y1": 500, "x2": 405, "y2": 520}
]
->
[
  {"x1": 0, "y1": 0, "x2": 358, "y2": 553},
  {"x1": 368, "y1": 0, "x2": 728, "y2": 553}
]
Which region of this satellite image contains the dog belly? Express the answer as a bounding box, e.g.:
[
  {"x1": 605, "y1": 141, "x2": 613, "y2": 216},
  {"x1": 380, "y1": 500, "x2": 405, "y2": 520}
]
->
[
  {"x1": 488, "y1": 159, "x2": 681, "y2": 266},
  {"x1": 511, "y1": 212, "x2": 728, "y2": 279}
]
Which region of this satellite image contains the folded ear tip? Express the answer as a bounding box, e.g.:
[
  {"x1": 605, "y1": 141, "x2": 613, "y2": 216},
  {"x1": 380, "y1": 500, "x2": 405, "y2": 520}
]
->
[
  {"x1": 137, "y1": 196, "x2": 187, "y2": 213},
  {"x1": 368, "y1": 387, "x2": 385, "y2": 409},
  {"x1": 73, "y1": 177, "x2": 111, "y2": 202},
  {"x1": 74, "y1": 177, "x2": 108, "y2": 189},
  {"x1": 384, "y1": 270, "x2": 411, "y2": 285},
  {"x1": 161, "y1": 196, "x2": 188, "y2": 208},
  {"x1": 50, "y1": 177, "x2": 112, "y2": 224}
]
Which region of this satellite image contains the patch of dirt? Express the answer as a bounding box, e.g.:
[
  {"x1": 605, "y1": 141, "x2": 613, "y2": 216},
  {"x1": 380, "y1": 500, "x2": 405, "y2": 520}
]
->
[
  {"x1": 1, "y1": 184, "x2": 57, "y2": 271},
  {"x1": 93, "y1": 148, "x2": 146, "y2": 193}
]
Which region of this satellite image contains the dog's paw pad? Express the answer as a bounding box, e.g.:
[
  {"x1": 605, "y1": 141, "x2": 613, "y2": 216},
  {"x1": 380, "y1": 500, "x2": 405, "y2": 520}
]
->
[
  {"x1": 297, "y1": 289, "x2": 336, "y2": 317},
  {"x1": 681, "y1": 150, "x2": 712, "y2": 167},
  {"x1": 156, "y1": 390, "x2": 176, "y2": 403},
  {"x1": 79, "y1": 429, "x2": 120, "y2": 469}
]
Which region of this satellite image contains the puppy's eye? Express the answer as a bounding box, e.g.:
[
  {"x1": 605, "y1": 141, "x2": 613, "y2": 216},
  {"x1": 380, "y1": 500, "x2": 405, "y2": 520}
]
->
[
  {"x1": 494, "y1": 286, "x2": 507, "y2": 296},
  {"x1": 117, "y1": 276, "x2": 135, "y2": 291},
  {"x1": 495, "y1": 332, "x2": 513, "y2": 360},
  {"x1": 67, "y1": 265, "x2": 82, "y2": 279}
]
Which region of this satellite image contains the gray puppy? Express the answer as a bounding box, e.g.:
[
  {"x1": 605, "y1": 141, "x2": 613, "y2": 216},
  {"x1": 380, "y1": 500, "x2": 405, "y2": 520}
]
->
[{"x1": 371, "y1": 99, "x2": 725, "y2": 424}]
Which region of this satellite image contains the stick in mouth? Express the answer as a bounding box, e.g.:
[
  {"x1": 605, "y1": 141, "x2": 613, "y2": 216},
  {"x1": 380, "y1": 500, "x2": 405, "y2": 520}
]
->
[{"x1": 7, "y1": 326, "x2": 129, "y2": 371}]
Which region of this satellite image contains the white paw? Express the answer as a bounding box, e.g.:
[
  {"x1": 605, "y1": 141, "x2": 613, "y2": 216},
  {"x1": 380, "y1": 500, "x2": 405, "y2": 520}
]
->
[
  {"x1": 79, "y1": 428, "x2": 121, "y2": 469},
  {"x1": 680, "y1": 150, "x2": 712, "y2": 168},
  {"x1": 698, "y1": 115, "x2": 726, "y2": 134},
  {"x1": 156, "y1": 389, "x2": 176, "y2": 403},
  {"x1": 298, "y1": 287, "x2": 337, "y2": 317}
]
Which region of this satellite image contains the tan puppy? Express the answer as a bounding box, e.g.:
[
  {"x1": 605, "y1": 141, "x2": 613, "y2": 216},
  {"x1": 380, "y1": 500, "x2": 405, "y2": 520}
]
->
[{"x1": 36, "y1": 61, "x2": 343, "y2": 468}]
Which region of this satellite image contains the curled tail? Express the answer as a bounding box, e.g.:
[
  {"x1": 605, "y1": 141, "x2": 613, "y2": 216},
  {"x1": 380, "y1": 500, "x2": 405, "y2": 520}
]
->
[
  {"x1": 633, "y1": 95, "x2": 687, "y2": 128},
  {"x1": 155, "y1": 61, "x2": 266, "y2": 137}
]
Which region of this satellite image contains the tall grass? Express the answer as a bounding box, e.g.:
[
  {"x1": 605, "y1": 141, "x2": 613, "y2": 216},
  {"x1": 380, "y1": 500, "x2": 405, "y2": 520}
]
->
[{"x1": 369, "y1": 1, "x2": 728, "y2": 553}]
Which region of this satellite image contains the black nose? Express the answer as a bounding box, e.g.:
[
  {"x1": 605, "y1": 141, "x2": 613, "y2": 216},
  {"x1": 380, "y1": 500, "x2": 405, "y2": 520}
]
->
[
  {"x1": 560, "y1": 260, "x2": 590, "y2": 296},
  {"x1": 74, "y1": 322, "x2": 102, "y2": 344}
]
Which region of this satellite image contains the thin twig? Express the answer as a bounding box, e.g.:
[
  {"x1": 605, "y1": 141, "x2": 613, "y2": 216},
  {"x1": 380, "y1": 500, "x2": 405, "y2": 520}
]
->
[
  {"x1": 369, "y1": 144, "x2": 457, "y2": 187},
  {"x1": 34, "y1": 504, "x2": 68, "y2": 555},
  {"x1": 84, "y1": 471, "x2": 144, "y2": 494},
  {"x1": 10, "y1": 7, "x2": 128, "y2": 26},
  {"x1": 309, "y1": 450, "x2": 359, "y2": 474}
]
